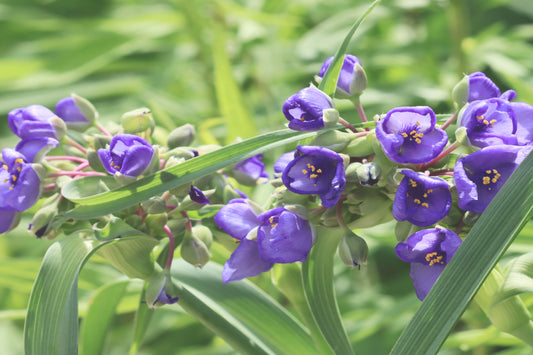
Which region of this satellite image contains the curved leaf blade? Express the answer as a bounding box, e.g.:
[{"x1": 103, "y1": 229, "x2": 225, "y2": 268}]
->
[
  {"x1": 391, "y1": 150, "x2": 533, "y2": 354},
  {"x1": 172, "y1": 259, "x2": 319, "y2": 355},
  {"x1": 302, "y1": 227, "x2": 354, "y2": 355}
]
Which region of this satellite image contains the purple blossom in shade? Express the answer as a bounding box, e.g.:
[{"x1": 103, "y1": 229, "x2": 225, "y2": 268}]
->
[
  {"x1": 97, "y1": 134, "x2": 154, "y2": 178},
  {"x1": 395, "y1": 228, "x2": 462, "y2": 301},
  {"x1": 375, "y1": 106, "x2": 448, "y2": 164},
  {"x1": 318, "y1": 54, "x2": 362, "y2": 97},
  {"x1": 458, "y1": 98, "x2": 518, "y2": 148},
  {"x1": 155, "y1": 288, "x2": 179, "y2": 305},
  {"x1": 221, "y1": 238, "x2": 274, "y2": 284},
  {"x1": 467, "y1": 72, "x2": 500, "y2": 102},
  {"x1": 282, "y1": 87, "x2": 333, "y2": 131},
  {"x1": 273, "y1": 151, "x2": 295, "y2": 176},
  {"x1": 0, "y1": 148, "x2": 41, "y2": 212},
  {"x1": 232, "y1": 154, "x2": 269, "y2": 186},
  {"x1": 256, "y1": 207, "x2": 314, "y2": 263},
  {"x1": 55, "y1": 96, "x2": 91, "y2": 131},
  {"x1": 510, "y1": 102, "x2": 533, "y2": 146},
  {"x1": 15, "y1": 137, "x2": 59, "y2": 163},
  {"x1": 393, "y1": 170, "x2": 452, "y2": 227},
  {"x1": 189, "y1": 185, "x2": 210, "y2": 204},
  {"x1": 8, "y1": 105, "x2": 65, "y2": 141},
  {"x1": 454, "y1": 145, "x2": 532, "y2": 213},
  {"x1": 214, "y1": 199, "x2": 261, "y2": 241},
  {"x1": 282, "y1": 145, "x2": 346, "y2": 208},
  {"x1": 0, "y1": 208, "x2": 19, "y2": 234}
]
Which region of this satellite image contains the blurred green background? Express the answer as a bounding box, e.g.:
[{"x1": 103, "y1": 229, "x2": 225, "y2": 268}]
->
[{"x1": 1, "y1": 0, "x2": 533, "y2": 354}]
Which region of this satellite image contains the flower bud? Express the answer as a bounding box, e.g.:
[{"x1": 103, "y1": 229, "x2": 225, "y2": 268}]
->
[
  {"x1": 178, "y1": 189, "x2": 215, "y2": 211},
  {"x1": 55, "y1": 94, "x2": 96, "y2": 132},
  {"x1": 144, "y1": 213, "x2": 169, "y2": 238},
  {"x1": 317, "y1": 54, "x2": 366, "y2": 99},
  {"x1": 452, "y1": 74, "x2": 470, "y2": 108},
  {"x1": 167, "y1": 124, "x2": 196, "y2": 149},
  {"x1": 181, "y1": 232, "x2": 211, "y2": 268},
  {"x1": 145, "y1": 270, "x2": 179, "y2": 308},
  {"x1": 344, "y1": 134, "x2": 374, "y2": 158},
  {"x1": 141, "y1": 197, "x2": 167, "y2": 214},
  {"x1": 338, "y1": 230, "x2": 368, "y2": 268},
  {"x1": 29, "y1": 194, "x2": 60, "y2": 239},
  {"x1": 191, "y1": 224, "x2": 213, "y2": 249},
  {"x1": 121, "y1": 108, "x2": 155, "y2": 135},
  {"x1": 309, "y1": 130, "x2": 351, "y2": 152},
  {"x1": 323, "y1": 108, "x2": 340, "y2": 127},
  {"x1": 355, "y1": 162, "x2": 381, "y2": 186}
]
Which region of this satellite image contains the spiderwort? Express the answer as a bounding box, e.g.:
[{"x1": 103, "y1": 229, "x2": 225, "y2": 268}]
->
[
  {"x1": 282, "y1": 145, "x2": 346, "y2": 208},
  {"x1": 458, "y1": 98, "x2": 517, "y2": 148},
  {"x1": 55, "y1": 94, "x2": 95, "y2": 132},
  {"x1": 231, "y1": 154, "x2": 269, "y2": 186},
  {"x1": 15, "y1": 137, "x2": 59, "y2": 163},
  {"x1": 273, "y1": 151, "x2": 295, "y2": 176},
  {"x1": 510, "y1": 102, "x2": 533, "y2": 146},
  {"x1": 465, "y1": 72, "x2": 500, "y2": 103},
  {"x1": 395, "y1": 228, "x2": 462, "y2": 301},
  {"x1": 256, "y1": 207, "x2": 314, "y2": 263},
  {"x1": 97, "y1": 134, "x2": 154, "y2": 178},
  {"x1": 393, "y1": 170, "x2": 451, "y2": 227},
  {"x1": 0, "y1": 148, "x2": 41, "y2": 213},
  {"x1": 282, "y1": 87, "x2": 334, "y2": 131},
  {"x1": 375, "y1": 106, "x2": 448, "y2": 164},
  {"x1": 189, "y1": 185, "x2": 210, "y2": 204},
  {"x1": 454, "y1": 145, "x2": 532, "y2": 213},
  {"x1": 318, "y1": 54, "x2": 366, "y2": 99},
  {"x1": 0, "y1": 208, "x2": 19, "y2": 234},
  {"x1": 8, "y1": 105, "x2": 66, "y2": 141}
]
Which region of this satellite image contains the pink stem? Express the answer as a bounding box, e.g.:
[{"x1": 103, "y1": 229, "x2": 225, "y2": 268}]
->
[
  {"x1": 97, "y1": 123, "x2": 113, "y2": 137},
  {"x1": 163, "y1": 225, "x2": 176, "y2": 270},
  {"x1": 440, "y1": 112, "x2": 458, "y2": 131},
  {"x1": 418, "y1": 141, "x2": 460, "y2": 171},
  {"x1": 353, "y1": 100, "x2": 370, "y2": 131},
  {"x1": 45, "y1": 156, "x2": 88, "y2": 164},
  {"x1": 180, "y1": 211, "x2": 192, "y2": 232},
  {"x1": 74, "y1": 162, "x2": 90, "y2": 172},
  {"x1": 64, "y1": 137, "x2": 87, "y2": 155},
  {"x1": 339, "y1": 118, "x2": 357, "y2": 133},
  {"x1": 48, "y1": 171, "x2": 106, "y2": 177}
]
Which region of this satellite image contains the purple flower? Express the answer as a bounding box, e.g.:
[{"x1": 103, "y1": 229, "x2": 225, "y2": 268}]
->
[
  {"x1": 0, "y1": 208, "x2": 19, "y2": 234},
  {"x1": 15, "y1": 137, "x2": 59, "y2": 163},
  {"x1": 458, "y1": 98, "x2": 517, "y2": 148},
  {"x1": 454, "y1": 145, "x2": 532, "y2": 213},
  {"x1": 318, "y1": 54, "x2": 364, "y2": 98},
  {"x1": 282, "y1": 145, "x2": 346, "y2": 208},
  {"x1": 55, "y1": 96, "x2": 93, "y2": 131},
  {"x1": 214, "y1": 199, "x2": 261, "y2": 241},
  {"x1": 155, "y1": 288, "x2": 179, "y2": 305},
  {"x1": 395, "y1": 228, "x2": 462, "y2": 301},
  {"x1": 231, "y1": 154, "x2": 269, "y2": 186},
  {"x1": 189, "y1": 185, "x2": 210, "y2": 204},
  {"x1": 8, "y1": 105, "x2": 66, "y2": 141},
  {"x1": 393, "y1": 170, "x2": 451, "y2": 227},
  {"x1": 273, "y1": 151, "x2": 295, "y2": 176},
  {"x1": 0, "y1": 148, "x2": 41, "y2": 212},
  {"x1": 376, "y1": 106, "x2": 448, "y2": 164},
  {"x1": 510, "y1": 102, "x2": 533, "y2": 146},
  {"x1": 221, "y1": 238, "x2": 274, "y2": 284},
  {"x1": 97, "y1": 134, "x2": 154, "y2": 178},
  {"x1": 256, "y1": 207, "x2": 314, "y2": 263},
  {"x1": 282, "y1": 87, "x2": 333, "y2": 131},
  {"x1": 467, "y1": 72, "x2": 500, "y2": 102}
]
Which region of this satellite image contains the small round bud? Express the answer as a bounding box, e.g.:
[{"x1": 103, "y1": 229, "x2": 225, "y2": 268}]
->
[
  {"x1": 338, "y1": 230, "x2": 368, "y2": 268},
  {"x1": 121, "y1": 107, "x2": 155, "y2": 135},
  {"x1": 167, "y1": 124, "x2": 196, "y2": 149}
]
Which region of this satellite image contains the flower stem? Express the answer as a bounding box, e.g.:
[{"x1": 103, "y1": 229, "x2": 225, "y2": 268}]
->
[
  {"x1": 45, "y1": 156, "x2": 88, "y2": 164},
  {"x1": 418, "y1": 141, "x2": 460, "y2": 171},
  {"x1": 163, "y1": 225, "x2": 176, "y2": 270},
  {"x1": 352, "y1": 98, "x2": 370, "y2": 131},
  {"x1": 335, "y1": 197, "x2": 348, "y2": 228},
  {"x1": 339, "y1": 118, "x2": 357, "y2": 133},
  {"x1": 440, "y1": 111, "x2": 458, "y2": 131},
  {"x1": 180, "y1": 211, "x2": 192, "y2": 232},
  {"x1": 64, "y1": 136, "x2": 87, "y2": 155},
  {"x1": 97, "y1": 123, "x2": 113, "y2": 137},
  {"x1": 48, "y1": 171, "x2": 105, "y2": 178}
]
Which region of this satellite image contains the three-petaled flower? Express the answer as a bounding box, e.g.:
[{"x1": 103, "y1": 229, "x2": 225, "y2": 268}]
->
[
  {"x1": 466, "y1": 72, "x2": 501, "y2": 102},
  {"x1": 281, "y1": 145, "x2": 346, "y2": 208},
  {"x1": 318, "y1": 54, "x2": 365, "y2": 98},
  {"x1": 376, "y1": 106, "x2": 448, "y2": 164},
  {"x1": 282, "y1": 87, "x2": 334, "y2": 131},
  {"x1": 393, "y1": 170, "x2": 451, "y2": 227},
  {"x1": 395, "y1": 228, "x2": 462, "y2": 301},
  {"x1": 8, "y1": 105, "x2": 66, "y2": 141},
  {"x1": 97, "y1": 134, "x2": 154, "y2": 178},
  {"x1": 55, "y1": 95, "x2": 94, "y2": 132},
  {"x1": 214, "y1": 199, "x2": 314, "y2": 283},
  {"x1": 458, "y1": 98, "x2": 517, "y2": 148},
  {"x1": 231, "y1": 154, "x2": 269, "y2": 186},
  {"x1": 454, "y1": 145, "x2": 532, "y2": 213}
]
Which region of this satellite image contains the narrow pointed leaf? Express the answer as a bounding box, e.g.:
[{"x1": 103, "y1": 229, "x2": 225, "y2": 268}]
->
[
  {"x1": 171, "y1": 260, "x2": 319, "y2": 355},
  {"x1": 302, "y1": 227, "x2": 354, "y2": 355}
]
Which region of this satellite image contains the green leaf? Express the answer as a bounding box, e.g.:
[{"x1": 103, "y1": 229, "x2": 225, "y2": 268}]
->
[
  {"x1": 318, "y1": 0, "x2": 381, "y2": 96},
  {"x1": 128, "y1": 286, "x2": 154, "y2": 355},
  {"x1": 213, "y1": 27, "x2": 257, "y2": 143},
  {"x1": 493, "y1": 252, "x2": 533, "y2": 304},
  {"x1": 302, "y1": 227, "x2": 354, "y2": 355},
  {"x1": 23, "y1": 237, "x2": 106, "y2": 355},
  {"x1": 391, "y1": 150, "x2": 533, "y2": 354},
  {"x1": 80, "y1": 280, "x2": 130, "y2": 355},
  {"x1": 93, "y1": 215, "x2": 146, "y2": 241},
  {"x1": 62, "y1": 127, "x2": 339, "y2": 219},
  {"x1": 171, "y1": 259, "x2": 319, "y2": 355}
]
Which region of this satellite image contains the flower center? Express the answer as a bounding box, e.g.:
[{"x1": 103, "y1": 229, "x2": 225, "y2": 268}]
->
[
  {"x1": 405, "y1": 179, "x2": 432, "y2": 208},
  {"x1": 482, "y1": 169, "x2": 501, "y2": 191},
  {"x1": 110, "y1": 161, "x2": 121, "y2": 170},
  {"x1": 476, "y1": 115, "x2": 496, "y2": 127},
  {"x1": 2, "y1": 158, "x2": 24, "y2": 190},
  {"x1": 401, "y1": 129, "x2": 424, "y2": 144},
  {"x1": 269, "y1": 216, "x2": 279, "y2": 228},
  {"x1": 301, "y1": 163, "x2": 323, "y2": 187},
  {"x1": 425, "y1": 251, "x2": 445, "y2": 266}
]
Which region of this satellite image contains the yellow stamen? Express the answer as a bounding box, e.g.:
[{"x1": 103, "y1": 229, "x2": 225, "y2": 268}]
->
[
  {"x1": 14, "y1": 159, "x2": 23, "y2": 164},
  {"x1": 421, "y1": 202, "x2": 429, "y2": 208}
]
